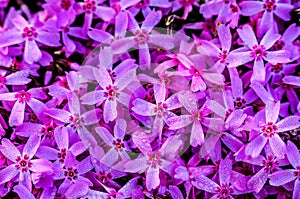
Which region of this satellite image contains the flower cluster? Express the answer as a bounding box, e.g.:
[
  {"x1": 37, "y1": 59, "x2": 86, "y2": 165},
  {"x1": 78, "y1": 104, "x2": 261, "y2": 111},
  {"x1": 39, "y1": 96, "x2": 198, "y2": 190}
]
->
[{"x1": 0, "y1": 0, "x2": 299, "y2": 198}]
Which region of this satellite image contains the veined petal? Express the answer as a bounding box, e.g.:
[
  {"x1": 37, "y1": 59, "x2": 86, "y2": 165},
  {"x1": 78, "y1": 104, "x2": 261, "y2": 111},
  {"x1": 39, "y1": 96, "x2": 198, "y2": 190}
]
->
[
  {"x1": 265, "y1": 101, "x2": 280, "y2": 123},
  {"x1": 142, "y1": 10, "x2": 162, "y2": 32},
  {"x1": 191, "y1": 122, "x2": 204, "y2": 147},
  {"x1": 260, "y1": 29, "x2": 280, "y2": 50},
  {"x1": 227, "y1": 51, "x2": 253, "y2": 67},
  {"x1": 217, "y1": 24, "x2": 232, "y2": 51},
  {"x1": 247, "y1": 168, "x2": 268, "y2": 193},
  {"x1": 146, "y1": 166, "x2": 160, "y2": 191},
  {"x1": 88, "y1": 28, "x2": 113, "y2": 43},
  {"x1": 269, "y1": 134, "x2": 286, "y2": 159},
  {"x1": 30, "y1": 159, "x2": 53, "y2": 173},
  {"x1": 94, "y1": 6, "x2": 115, "y2": 21},
  {"x1": 36, "y1": 31, "x2": 61, "y2": 47},
  {"x1": 111, "y1": 37, "x2": 135, "y2": 54},
  {"x1": 24, "y1": 39, "x2": 42, "y2": 64},
  {"x1": 23, "y1": 133, "x2": 40, "y2": 158},
  {"x1": 103, "y1": 99, "x2": 117, "y2": 123},
  {"x1": 149, "y1": 34, "x2": 174, "y2": 50},
  {"x1": 81, "y1": 90, "x2": 105, "y2": 105},
  {"x1": 82, "y1": 109, "x2": 101, "y2": 125},
  {"x1": 45, "y1": 108, "x2": 72, "y2": 123},
  {"x1": 54, "y1": 126, "x2": 69, "y2": 150},
  {"x1": 132, "y1": 98, "x2": 156, "y2": 116},
  {"x1": 123, "y1": 157, "x2": 148, "y2": 173},
  {"x1": 274, "y1": 3, "x2": 293, "y2": 21},
  {"x1": 276, "y1": 116, "x2": 300, "y2": 132},
  {"x1": 95, "y1": 127, "x2": 114, "y2": 146},
  {"x1": 9, "y1": 100, "x2": 26, "y2": 127},
  {"x1": 93, "y1": 66, "x2": 112, "y2": 89},
  {"x1": 286, "y1": 141, "x2": 300, "y2": 168},
  {"x1": 245, "y1": 135, "x2": 267, "y2": 158},
  {"x1": 219, "y1": 157, "x2": 232, "y2": 184},
  {"x1": 0, "y1": 29, "x2": 24, "y2": 47},
  {"x1": 0, "y1": 164, "x2": 19, "y2": 184},
  {"x1": 240, "y1": 1, "x2": 263, "y2": 16},
  {"x1": 166, "y1": 115, "x2": 192, "y2": 130},
  {"x1": 293, "y1": 180, "x2": 300, "y2": 199},
  {"x1": 237, "y1": 25, "x2": 258, "y2": 47},
  {"x1": 264, "y1": 50, "x2": 291, "y2": 64},
  {"x1": 192, "y1": 175, "x2": 219, "y2": 193},
  {"x1": 101, "y1": 148, "x2": 119, "y2": 167},
  {"x1": 269, "y1": 170, "x2": 296, "y2": 186},
  {"x1": 13, "y1": 184, "x2": 35, "y2": 199},
  {"x1": 0, "y1": 138, "x2": 20, "y2": 162}
]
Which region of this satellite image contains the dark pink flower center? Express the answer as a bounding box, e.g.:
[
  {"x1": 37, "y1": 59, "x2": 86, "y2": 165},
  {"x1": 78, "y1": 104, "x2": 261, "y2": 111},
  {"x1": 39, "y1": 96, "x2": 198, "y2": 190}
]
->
[
  {"x1": 134, "y1": 30, "x2": 149, "y2": 45},
  {"x1": 263, "y1": 0, "x2": 277, "y2": 12},
  {"x1": 83, "y1": 0, "x2": 96, "y2": 14},
  {"x1": 234, "y1": 97, "x2": 246, "y2": 109},
  {"x1": 112, "y1": 3, "x2": 121, "y2": 14},
  {"x1": 154, "y1": 102, "x2": 168, "y2": 118},
  {"x1": 69, "y1": 114, "x2": 84, "y2": 129},
  {"x1": 218, "y1": 50, "x2": 228, "y2": 63},
  {"x1": 273, "y1": 40, "x2": 285, "y2": 50},
  {"x1": 215, "y1": 183, "x2": 234, "y2": 198},
  {"x1": 271, "y1": 63, "x2": 283, "y2": 73},
  {"x1": 230, "y1": 4, "x2": 239, "y2": 13},
  {"x1": 22, "y1": 27, "x2": 38, "y2": 41},
  {"x1": 107, "y1": 69, "x2": 117, "y2": 83},
  {"x1": 179, "y1": 0, "x2": 195, "y2": 6},
  {"x1": 112, "y1": 138, "x2": 125, "y2": 150},
  {"x1": 104, "y1": 85, "x2": 119, "y2": 101},
  {"x1": 189, "y1": 66, "x2": 202, "y2": 77},
  {"x1": 61, "y1": 0, "x2": 72, "y2": 10},
  {"x1": 0, "y1": 74, "x2": 7, "y2": 89},
  {"x1": 293, "y1": 166, "x2": 300, "y2": 179},
  {"x1": 15, "y1": 155, "x2": 32, "y2": 172},
  {"x1": 261, "y1": 122, "x2": 277, "y2": 138},
  {"x1": 15, "y1": 90, "x2": 31, "y2": 103},
  {"x1": 41, "y1": 123, "x2": 57, "y2": 139},
  {"x1": 96, "y1": 171, "x2": 112, "y2": 184},
  {"x1": 64, "y1": 167, "x2": 78, "y2": 181},
  {"x1": 262, "y1": 155, "x2": 279, "y2": 173},
  {"x1": 54, "y1": 194, "x2": 67, "y2": 199},
  {"x1": 250, "y1": 45, "x2": 267, "y2": 61},
  {"x1": 57, "y1": 148, "x2": 67, "y2": 163},
  {"x1": 136, "y1": 0, "x2": 149, "y2": 9}
]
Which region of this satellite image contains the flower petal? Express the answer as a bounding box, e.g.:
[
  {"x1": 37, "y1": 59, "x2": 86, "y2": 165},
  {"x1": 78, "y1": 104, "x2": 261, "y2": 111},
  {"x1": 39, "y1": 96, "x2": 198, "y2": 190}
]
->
[
  {"x1": 0, "y1": 164, "x2": 19, "y2": 184},
  {"x1": 287, "y1": 140, "x2": 300, "y2": 168},
  {"x1": 245, "y1": 135, "x2": 267, "y2": 158},
  {"x1": 269, "y1": 169, "x2": 296, "y2": 186}
]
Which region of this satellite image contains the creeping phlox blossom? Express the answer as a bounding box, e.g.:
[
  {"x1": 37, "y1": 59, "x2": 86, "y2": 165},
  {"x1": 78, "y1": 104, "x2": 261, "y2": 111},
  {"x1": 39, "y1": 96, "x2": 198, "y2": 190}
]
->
[{"x1": 0, "y1": 0, "x2": 299, "y2": 198}]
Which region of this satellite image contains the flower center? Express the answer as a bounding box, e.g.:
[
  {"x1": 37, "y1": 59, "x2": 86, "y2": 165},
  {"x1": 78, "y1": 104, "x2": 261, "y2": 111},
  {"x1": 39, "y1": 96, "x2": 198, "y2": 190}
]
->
[
  {"x1": 273, "y1": 40, "x2": 285, "y2": 50},
  {"x1": 0, "y1": 74, "x2": 7, "y2": 89},
  {"x1": 136, "y1": 0, "x2": 149, "y2": 8},
  {"x1": 271, "y1": 63, "x2": 283, "y2": 73},
  {"x1": 69, "y1": 114, "x2": 84, "y2": 129},
  {"x1": 189, "y1": 66, "x2": 201, "y2": 77},
  {"x1": 134, "y1": 30, "x2": 150, "y2": 45},
  {"x1": 263, "y1": 0, "x2": 277, "y2": 12},
  {"x1": 15, "y1": 155, "x2": 32, "y2": 172},
  {"x1": 230, "y1": 4, "x2": 238, "y2": 13},
  {"x1": 112, "y1": 139, "x2": 125, "y2": 150},
  {"x1": 104, "y1": 85, "x2": 119, "y2": 101},
  {"x1": 64, "y1": 167, "x2": 78, "y2": 181},
  {"x1": 293, "y1": 166, "x2": 300, "y2": 179},
  {"x1": 83, "y1": 0, "x2": 96, "y2": 14},
  {"x1": 154, "y1": 102, "x2": 168, "y2": 118},
  {"x1": 22, "y1": 27, "x2": 38, "y2": 41},
  {"x1": 190, "y1": 110, "x2": 204, "y2": 122},
  {"x1": 41, "y1": 123, "x2": 57, "y2": 139},
  {"x1": 261, "y1": 122, "x2": 277, "y2": 138},
  {"x1": 148, "y1": 152, "x2": 162, "y2": 169},
  {"x1": 15, "y1": 90, "x2": 31, "y2": 103},
  {"x1": 61, "y1": 0, "x2": 71, "y2": 10},
  {"x1": 262, "y1": 156, "x2": 279, "y2": 173},
  {"x1": 234, "y1": 97, "x2": 246, "y2": 109},
  {"x1": 96, "y1": 171, "x2": 112, "y2": 184},
  {"x1": 250, "y1": 45, "x2": 267, "y2": 61},
  {"x1": 58, "y1": 148, "x2": 67, "y2": 163},
  {"x1": 215, "y1": 183, "x2": 234, "y2": 199},
  {"x1": 179, "y1": 0, "x2": 195, "y2": 6},
  {"x1": 218, "y1": 50, "x2": 228, "y2": 63}
]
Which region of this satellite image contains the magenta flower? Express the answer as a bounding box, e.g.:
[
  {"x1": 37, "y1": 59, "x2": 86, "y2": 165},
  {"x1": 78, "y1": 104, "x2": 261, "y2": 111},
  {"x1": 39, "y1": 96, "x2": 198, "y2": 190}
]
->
[
  {"x1": 0, "y1": 88, "x2": 47, "y2": 127},
  {"x1": 112, "y1": 10, "x2": 174, "y2": 69},
  {"x1": 0, "y1": 134, "x2": 53, "y2": 189},
  {"x1": 244, "y1": 101, "x2": 300, "y2": 159},
  {"x1": 0, "y1": 15, "x2": 60, "y2": 64},
  {"x1": 95, "y1": 119, "x2": 130, "y2": 166},
  {"x1": 240, "y1": 0, "x2": 293, "y2": 35},
  {"x1": 227, "y1": 25, "x2": 291, "y2": 82},
  {"x1": 132, "y1": 85, "x2": 182, "y2": 138},
  {"x1": 124, "y1": 133, "x2": 182, "y2": 191},
  {"x1": 269, "y1": 141, "x2": 300, "y2": 198}
]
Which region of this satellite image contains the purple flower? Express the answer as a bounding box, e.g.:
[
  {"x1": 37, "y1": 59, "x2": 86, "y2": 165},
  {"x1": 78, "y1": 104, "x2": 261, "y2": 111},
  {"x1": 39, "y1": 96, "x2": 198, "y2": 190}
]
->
[
  {"x1": 0, "y1": 15, "x2": 60, "y2": 64},
  {"x1": 227, "y1": 24, "x2": 291, "y2": 82},
  {"x1": 0, "y1": 134, "x2": 53, "y2": 190},
  {"x1": 240, "y1": 0, "x2": 293, "y2": 35},
  {"x1": 128, "y1": 0, "x2": 171, "y2": 17},
  {"x1": 172, "y1": 0, "x2": 199, "y2": 19},
  {"x1": 112, "y1": 10, "x2": 174, "y2": 69},
  {"x1": 0, "y1": 88, "x2": 47, "y2": 126},
  {"x1": 124, "y1": 133, "x2": 182, "y2": 190},
  {"x1": 95, "y1": 119, "x2": 130, "y2": 166},
  {"x1": 243, "y1": 101, "x2": 300, "y2": 159},
  {"x1": 269, "y1": 141, "x2": 300, "y2": 198}
]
